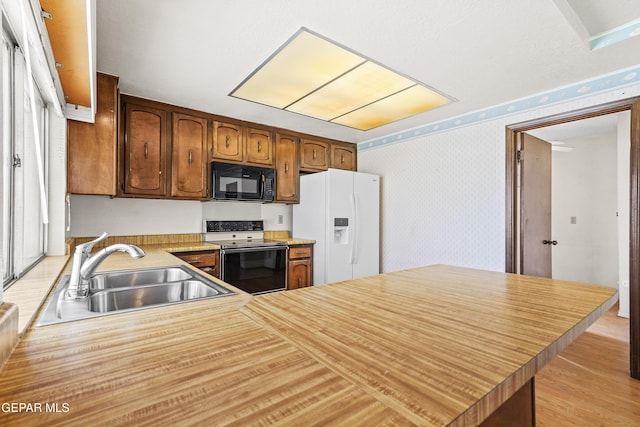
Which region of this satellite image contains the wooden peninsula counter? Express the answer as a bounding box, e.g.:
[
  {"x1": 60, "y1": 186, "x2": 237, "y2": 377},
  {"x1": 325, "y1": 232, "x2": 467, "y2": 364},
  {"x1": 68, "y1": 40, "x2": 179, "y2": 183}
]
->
[{"x1": 0, "y1": 263, "x2": 617, "y2": 426}]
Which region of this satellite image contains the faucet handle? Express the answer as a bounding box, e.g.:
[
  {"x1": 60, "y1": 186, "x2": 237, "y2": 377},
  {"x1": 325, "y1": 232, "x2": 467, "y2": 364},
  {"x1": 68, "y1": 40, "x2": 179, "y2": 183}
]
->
[{"x1": 75, "y1": 232, "x2": 109, "y2": 254}]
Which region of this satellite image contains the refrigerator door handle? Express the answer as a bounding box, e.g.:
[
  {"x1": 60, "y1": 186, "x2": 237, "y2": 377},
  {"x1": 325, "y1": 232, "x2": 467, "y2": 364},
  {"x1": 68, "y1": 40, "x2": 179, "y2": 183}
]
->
[{"x1": 350, "y1": 193, "x2": 357, "y2": 265}]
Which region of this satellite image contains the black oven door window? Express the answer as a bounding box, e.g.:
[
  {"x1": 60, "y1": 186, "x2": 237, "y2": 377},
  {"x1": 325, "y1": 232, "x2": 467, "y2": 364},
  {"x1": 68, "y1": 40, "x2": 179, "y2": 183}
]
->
[{"x1": 222, "y1": 248, "x2": 286, "y2": 294}]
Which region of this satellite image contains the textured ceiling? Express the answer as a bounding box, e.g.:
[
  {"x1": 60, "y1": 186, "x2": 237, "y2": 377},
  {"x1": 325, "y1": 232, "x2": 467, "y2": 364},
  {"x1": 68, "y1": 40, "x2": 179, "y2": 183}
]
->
[{"x1": 96, "y1": 0, "x2": 640, "y2": 143}]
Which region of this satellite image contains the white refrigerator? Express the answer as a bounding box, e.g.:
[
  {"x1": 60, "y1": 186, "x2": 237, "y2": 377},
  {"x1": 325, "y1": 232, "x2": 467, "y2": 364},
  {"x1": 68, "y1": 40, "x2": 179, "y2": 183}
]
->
[{"x1": 293, "y1": 169, "x2": 380, "y2": 285}]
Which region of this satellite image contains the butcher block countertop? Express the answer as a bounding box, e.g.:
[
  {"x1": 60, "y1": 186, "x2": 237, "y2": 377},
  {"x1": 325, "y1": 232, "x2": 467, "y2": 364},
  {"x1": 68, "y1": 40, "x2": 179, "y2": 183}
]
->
[{"x1": 0, "y1": 262, "x2": 617, "y2": 426}]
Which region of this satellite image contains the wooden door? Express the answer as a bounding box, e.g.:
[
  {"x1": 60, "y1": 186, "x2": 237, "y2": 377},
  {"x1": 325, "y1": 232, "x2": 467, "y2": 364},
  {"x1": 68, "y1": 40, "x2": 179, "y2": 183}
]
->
[
  {"x1": 67, "y1": 73, "x2": 118, "y2": 195},
  {"x1": 520, "y1": 133, "x2": 553, "y2": 277},
  {"x1": 300, "y1": 139, "x2": 329, "y2": 171},
  {"x1": 213, "y1": 122, "x2": 243, "y2": 162},
  {"x1": 246, "y1": 127, "x2": 274, "y2": 166},
  {"x1": 275, "y1": 133, "x2": 299, "y2": 203},
  {"x1": 124, "y1": 103, "x2": 168, "y2": 196},
  {"x1": 171, "y1": 113, "x2": 209, "y2": 198}
]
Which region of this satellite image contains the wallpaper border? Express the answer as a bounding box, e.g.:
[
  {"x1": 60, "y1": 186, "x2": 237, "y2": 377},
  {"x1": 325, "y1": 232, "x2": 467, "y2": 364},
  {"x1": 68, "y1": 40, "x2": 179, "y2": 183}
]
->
[{"x1": 359, "y1": 64, "x2": 640, "y2": 152}]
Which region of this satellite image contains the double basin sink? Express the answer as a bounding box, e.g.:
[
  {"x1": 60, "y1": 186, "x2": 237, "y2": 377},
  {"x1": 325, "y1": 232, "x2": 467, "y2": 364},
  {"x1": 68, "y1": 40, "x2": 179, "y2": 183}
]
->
[{"x1": 37, "y1": 265, "x2": 234, "y2": 326}]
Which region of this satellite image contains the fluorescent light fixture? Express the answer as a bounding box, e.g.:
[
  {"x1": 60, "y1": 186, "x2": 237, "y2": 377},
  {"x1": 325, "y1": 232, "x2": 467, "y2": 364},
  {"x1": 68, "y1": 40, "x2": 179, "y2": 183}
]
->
[{"x1": 230, "y1": 28, "x2": 455, "y2": 131}]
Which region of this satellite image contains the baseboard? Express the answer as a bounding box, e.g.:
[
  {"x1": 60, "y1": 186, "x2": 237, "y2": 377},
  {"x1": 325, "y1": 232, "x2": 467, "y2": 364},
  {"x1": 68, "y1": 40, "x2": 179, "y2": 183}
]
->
[{"x1": 618, "y1": 309, "x2": 630, "y2": 318}]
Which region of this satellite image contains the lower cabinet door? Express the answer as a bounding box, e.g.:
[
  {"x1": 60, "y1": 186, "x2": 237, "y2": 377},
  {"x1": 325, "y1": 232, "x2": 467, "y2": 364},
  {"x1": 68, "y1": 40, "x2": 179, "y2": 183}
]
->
[{"x1": 288, "y1": 258, "x2": 311, "y2": 290}]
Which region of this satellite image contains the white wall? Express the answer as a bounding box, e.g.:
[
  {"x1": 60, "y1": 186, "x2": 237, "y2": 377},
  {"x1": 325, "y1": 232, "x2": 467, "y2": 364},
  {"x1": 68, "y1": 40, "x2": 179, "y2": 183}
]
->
[
  {"x1": 358, "y1": 84, "x2": 640, "y2": 274},
  {"x1": 618, "y1": 112, "x2": 631, "y2": 317},
  {"x1": 68, "y1": 196, "x2": 293, "y2": 237},
  {"x1": 47, "y1": 109, "x2": 67, "y2": 255},
  {"x1": 551, "y1": 133, "x2": 618, "y2": 287},
  {"x1": 68, "y1": 196, "x2": 202, "y2": 237}
]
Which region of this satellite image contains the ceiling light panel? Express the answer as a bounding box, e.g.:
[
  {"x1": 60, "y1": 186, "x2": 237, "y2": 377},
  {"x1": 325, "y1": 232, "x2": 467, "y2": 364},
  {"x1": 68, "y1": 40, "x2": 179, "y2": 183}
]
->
[
  {"x1": 231, "y1": 30, "x2": 363, "y2": 109},
  {"x1": 230, "y1": 28, "x2": 454, "y2": 130},
  {"x1": 287, "y1": 61, "x2": 415, "y2": 120},
  {"x1": 332, "y1": 85, "x2": 451, "y2": 130}
]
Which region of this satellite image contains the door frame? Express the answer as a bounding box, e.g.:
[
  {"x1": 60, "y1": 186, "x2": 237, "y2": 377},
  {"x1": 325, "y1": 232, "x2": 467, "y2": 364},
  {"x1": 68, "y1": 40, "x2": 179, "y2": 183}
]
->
[{"x1": 505, "y1": 96, "x2": 640, "y2": 379}]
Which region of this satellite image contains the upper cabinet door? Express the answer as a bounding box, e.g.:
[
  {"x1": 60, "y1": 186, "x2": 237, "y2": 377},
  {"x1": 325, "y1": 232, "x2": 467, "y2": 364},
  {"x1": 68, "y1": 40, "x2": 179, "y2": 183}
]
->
[
  {"x1": 246, "y1": 127, "x2": 274, "y2": 166},
  {"x1": 300, "y1": 139, "x2": 329, "y2": 172},
  {"x1": 67, "y1": 73, "x2": 118, "y2": 195},
  {"x1": 123, "y1": 103, "x2": 169, "y2": 196},
  {"x1": 330, "y1": 142, "x2": 357, "y2": 171},
  {"x1": 275, "y1": 133, "x2": 299, "y2": 203},
  {"x1": 212, "y1": 121, "x2": 243, "y2": 162},
  {"x1": 171, "y1": 113, "x2": 209, "y2": 198}
]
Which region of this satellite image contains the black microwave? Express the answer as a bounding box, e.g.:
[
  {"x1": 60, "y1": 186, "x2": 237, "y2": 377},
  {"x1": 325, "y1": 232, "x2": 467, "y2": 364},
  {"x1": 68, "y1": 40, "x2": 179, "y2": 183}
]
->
[{"x1": 211, "y1": 162, "x2": 275, "y2": 202}]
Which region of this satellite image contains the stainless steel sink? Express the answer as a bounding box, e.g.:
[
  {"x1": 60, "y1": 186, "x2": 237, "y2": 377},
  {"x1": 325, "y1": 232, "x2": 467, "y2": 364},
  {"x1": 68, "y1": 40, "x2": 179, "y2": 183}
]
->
[
  {"x1": 36, "y1": 265, "x2": 234, "y2": 326},
  {"x1": 89, "y1": 281, "x2": 224, "y2": 313},
  {"x1": 89, "y1": 267, "x2": 192, "y2": 289}
]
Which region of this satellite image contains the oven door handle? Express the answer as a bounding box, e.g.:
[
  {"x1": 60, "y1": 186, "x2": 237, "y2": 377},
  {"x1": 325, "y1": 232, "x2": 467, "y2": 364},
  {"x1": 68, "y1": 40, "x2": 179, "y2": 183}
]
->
[{"x1": 221, "y1": 246, "x2": 287, "y2": 254}]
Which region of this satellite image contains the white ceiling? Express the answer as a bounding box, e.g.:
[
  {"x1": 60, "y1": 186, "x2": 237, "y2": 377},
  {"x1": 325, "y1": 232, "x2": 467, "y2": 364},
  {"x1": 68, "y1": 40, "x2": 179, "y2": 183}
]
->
[{"x1": 96, "y1": 0, "x2": 640, "y2": 143}]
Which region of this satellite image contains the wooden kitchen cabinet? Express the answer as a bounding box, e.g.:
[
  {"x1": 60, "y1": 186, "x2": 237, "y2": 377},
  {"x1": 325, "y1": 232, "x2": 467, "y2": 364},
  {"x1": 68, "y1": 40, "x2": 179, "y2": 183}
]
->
[
  {"x1": 120, "y1": 98, "x2": 170, "y2": 197},
  {"x1": 275, "y1": 133, "x2": 299, "y2": 203},
  {"x1": 116, "y1": 92, "x2": 357, "y2": 202},
  {"x1": 173, "y1": 251, "x2": 220, "y2": 279},
  {"x1": 67, "y1": 73, "x2": 118, "y2": 195},
  {"x1": 212, "y1": 121, "x2": 274, "y2": 166},
  {"x1": 330, "y1": 141, "x2": 357, "y2": 171},
  {"x1": 246, "y1": 127, "x2": 274, "y2": 166},
  {"x1": 212, "y1": 121, "x2": 243, "y2": 162},
  {"x1": 300, "y1": 138, "x2": 329, "y2": 172},
  {"x1": 119, "y1": 96, "x2": 211, "y2": 200},
  {"x1": 287, "y1": 245, "x2": 313, "y2": 289},
  {"x1": 171, "y1": 112, "x2": 209, "y2": 198}
]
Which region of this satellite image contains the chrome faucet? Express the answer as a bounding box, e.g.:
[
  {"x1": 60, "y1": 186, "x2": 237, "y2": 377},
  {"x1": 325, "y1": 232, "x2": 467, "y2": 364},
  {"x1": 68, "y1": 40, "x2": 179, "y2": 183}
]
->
[{"x1": 67, "y1": 232, "x2": 146, "y2": 299}]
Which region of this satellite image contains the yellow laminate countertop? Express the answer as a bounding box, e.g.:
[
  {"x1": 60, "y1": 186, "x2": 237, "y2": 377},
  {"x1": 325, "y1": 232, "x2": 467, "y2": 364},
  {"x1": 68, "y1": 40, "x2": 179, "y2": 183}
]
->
[{"x1": 0, "y1": 262, "x2": 617, "y2": 426}]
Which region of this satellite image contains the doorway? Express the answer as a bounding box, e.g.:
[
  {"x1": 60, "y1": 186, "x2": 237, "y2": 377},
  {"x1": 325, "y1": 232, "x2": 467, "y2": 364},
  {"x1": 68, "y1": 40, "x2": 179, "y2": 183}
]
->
[
  {"x1": 505, "y1": 96, "x2": 640, "y2": 380},
  {"x1": 527, "y1": 113, "x2": 625, "y2": 310}
]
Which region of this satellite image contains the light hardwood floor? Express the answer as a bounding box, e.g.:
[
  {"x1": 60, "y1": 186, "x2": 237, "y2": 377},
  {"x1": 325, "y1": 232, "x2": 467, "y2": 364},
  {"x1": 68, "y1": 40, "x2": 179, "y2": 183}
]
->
[{"x1": 536, "y1": 304, "x2": 640, "y2": 426}]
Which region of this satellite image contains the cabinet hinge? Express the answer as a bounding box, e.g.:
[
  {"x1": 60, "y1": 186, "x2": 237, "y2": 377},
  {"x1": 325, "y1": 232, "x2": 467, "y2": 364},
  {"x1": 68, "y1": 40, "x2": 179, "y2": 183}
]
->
[
  {"x1": 516, "y1": 150, "x2": 524, "y2": 162},
  {"x1": 13, "y1": 154, "x2": 22, "y2": 168}
]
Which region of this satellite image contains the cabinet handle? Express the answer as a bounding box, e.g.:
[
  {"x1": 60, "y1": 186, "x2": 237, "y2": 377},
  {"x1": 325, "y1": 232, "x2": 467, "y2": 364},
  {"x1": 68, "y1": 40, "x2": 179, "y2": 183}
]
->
[
  {"x1": 341, "y1": 154, "x2": 345, "y2": 164},
  {"x1": 285, "y1": 161, "x2": 289, "y2": 173},
  {"x1": 298, "y1": 277, "x2": 301, "y2": 287},
  {"x1": 225, "y1": 135, "x2": 230, "y2": 148},
  {"x1": 258, "y1": 140, "x2": 262, "y2": 152},
  {"x1": 313, "y1": 149, "x2": 317, "y2": 159},
  {"x1": 188, "y1": 148, "x2": 193, "y2": 164},
  {"x1": 144, "y1": 142, "x2": 148, "y2": 159}
]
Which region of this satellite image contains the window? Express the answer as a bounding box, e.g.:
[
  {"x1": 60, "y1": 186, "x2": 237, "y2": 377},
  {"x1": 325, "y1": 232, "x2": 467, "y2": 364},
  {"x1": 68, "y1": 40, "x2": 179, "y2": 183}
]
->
[{"x1": 2, "y1": 27, "x2": 48, "y2": 288}]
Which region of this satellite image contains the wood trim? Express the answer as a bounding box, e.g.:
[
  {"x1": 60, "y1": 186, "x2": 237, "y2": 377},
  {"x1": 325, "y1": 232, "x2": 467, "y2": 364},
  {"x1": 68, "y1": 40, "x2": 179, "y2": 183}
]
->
[
  {"x1": 70, "y1": 233, "x2": 203, "y2": 248},
  {"x1": 630, "y1": 99, "x2": 640, "y2": 378},
  {"x1": 505, "y1": 127, "x2": 517, "y2": 273},
  {"x1": 505, "y1": 96, "x2": 640, "y2": 379}
]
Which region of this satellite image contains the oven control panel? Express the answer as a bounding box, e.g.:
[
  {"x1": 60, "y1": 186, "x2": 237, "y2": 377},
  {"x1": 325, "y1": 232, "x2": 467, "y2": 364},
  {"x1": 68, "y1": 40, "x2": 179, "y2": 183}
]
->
[{"x1": 204, "y1": 220, "x2": 264, "y2": 233}]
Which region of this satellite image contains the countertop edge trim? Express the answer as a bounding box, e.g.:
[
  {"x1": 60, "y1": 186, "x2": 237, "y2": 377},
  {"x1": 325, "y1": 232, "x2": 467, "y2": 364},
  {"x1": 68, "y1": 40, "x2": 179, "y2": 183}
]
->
[{"x1": 450, "y1": 291, "x2": 619, "y2": 426}]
